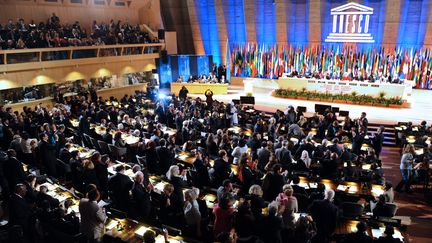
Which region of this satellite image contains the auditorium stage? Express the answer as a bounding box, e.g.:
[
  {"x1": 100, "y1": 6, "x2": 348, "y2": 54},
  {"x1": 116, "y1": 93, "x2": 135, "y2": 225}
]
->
[{"x1": 187, "y1": 85, "x2": 432, "y2": 125}]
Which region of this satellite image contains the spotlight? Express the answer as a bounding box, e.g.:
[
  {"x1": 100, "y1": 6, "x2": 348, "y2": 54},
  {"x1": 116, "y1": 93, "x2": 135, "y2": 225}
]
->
[{"x1": 158, "y1": 93, "x2": 166, "y2": 99}]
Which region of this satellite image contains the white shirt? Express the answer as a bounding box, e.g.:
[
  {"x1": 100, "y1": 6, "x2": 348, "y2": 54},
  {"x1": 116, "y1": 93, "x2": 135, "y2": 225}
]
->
[{"x1": 232, "y1": 145, "x2": 247, "y2": 164}]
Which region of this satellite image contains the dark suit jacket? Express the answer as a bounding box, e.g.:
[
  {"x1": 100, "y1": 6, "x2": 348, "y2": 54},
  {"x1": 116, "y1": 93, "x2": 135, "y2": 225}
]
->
[
  {"x1": 257, "y1": 147, "x2": 271, "y2": 171},
  {"x1": 108, "y1": 173, "x2": 133, "y2": 210},
  {"x1": 308, "y1": 199, "x2": 339, "y2": 237},
  {"x1": 59, "y1": 148, "x2": 72, "y2": 164},
  {"x1": 259, "y1": 214, "x2": 284, "y2": 243},
  {"x1": 131, "y1": 182, "x2": 152, "y2": 219},
  {"x1": 4, "y1": 157, "x2": 26, "y2": 191},
  {"x1": 213, "y1": 158, "x2": 231, "y2": 186},
  {"x1": 156, "y1": 146, "x2": 173, "y2": 175},
  {"x1": 38, "y1": 140, "x2": 57, "y2": 176},
  {"x1": 94, "y1": 163, "x2": 108, "y2": 193},
  {"x1": 102, "y1": 133, "x2": 113, "y2": 144},
  {"x1": 155, "y1": 106, "x2": 167, "y2": 124},
  {"x1": 9, "y1": 193, "x2": 32, "y2": 232},
  {"x1": 275, "y1": 147, "x2": 293, "y2": 167},
  {"x1": 169, "y1": 176, "x2": 187, "y2": 204},
  {"x1": 292, "y1": 184, "x2": 308, "y2": 196}
]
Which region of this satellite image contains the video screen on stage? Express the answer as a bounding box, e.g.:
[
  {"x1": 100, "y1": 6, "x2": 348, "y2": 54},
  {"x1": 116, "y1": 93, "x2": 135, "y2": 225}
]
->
[{"x1": 157, "y1": 55, "x2": 213, "y2": 86}]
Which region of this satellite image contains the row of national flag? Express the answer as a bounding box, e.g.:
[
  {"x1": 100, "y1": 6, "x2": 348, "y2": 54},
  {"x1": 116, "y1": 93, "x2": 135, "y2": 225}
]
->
[{"x1": 230, "y1": 43, "x2": 432, "y2": 89}]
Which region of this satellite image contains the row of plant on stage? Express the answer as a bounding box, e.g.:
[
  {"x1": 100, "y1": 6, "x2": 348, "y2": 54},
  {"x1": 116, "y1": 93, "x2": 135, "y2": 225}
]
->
[
  {"x1": 273, "y1": 88, "x2": 404, "y2": 107},
  {"x1": 230, "y1": 43, "x2": 432, "y2": 89}
]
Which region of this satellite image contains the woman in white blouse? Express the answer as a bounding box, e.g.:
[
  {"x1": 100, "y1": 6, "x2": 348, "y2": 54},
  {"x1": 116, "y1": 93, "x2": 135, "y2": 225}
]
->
[{"x1": 231, "y1": 139, "x2": 248, "y2": 164}]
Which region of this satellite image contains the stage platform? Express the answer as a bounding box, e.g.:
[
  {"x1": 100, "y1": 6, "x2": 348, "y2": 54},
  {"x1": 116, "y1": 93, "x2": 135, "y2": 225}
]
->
[
  {"x1": 188, "y1": 84, "x2": 432, "y2": 125},
  {"x1": 170, "y1": 82, "x2": 228, "y2": 95}
]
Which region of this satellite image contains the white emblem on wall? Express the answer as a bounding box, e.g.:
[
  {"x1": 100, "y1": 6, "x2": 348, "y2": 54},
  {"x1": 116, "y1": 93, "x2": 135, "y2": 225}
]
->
[{"x1": 325, "y1": 2, "x2": 375, "y2": 43}]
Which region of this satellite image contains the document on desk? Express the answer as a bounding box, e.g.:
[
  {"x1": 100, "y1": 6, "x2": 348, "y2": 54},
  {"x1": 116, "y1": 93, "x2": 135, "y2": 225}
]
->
[
  {"x1": 98, "y1": 200, "x2": 110, "y2": 208},
  {"x1": 371, "y1": 228, "x2": 403, "y2": 241}
]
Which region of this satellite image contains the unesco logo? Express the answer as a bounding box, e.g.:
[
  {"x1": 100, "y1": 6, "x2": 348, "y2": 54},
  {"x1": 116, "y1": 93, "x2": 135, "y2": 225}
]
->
[{"x1": 325, "y1": 2, "x2": 375, "y2": 43}]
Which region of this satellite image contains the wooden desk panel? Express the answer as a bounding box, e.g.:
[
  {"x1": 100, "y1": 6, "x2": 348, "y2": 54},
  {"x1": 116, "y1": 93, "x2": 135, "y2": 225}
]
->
[
  {"x1": 4, "y1": 97, "x2": 54, "y2": 111},
  {"x1": 97, "y1": 83, "x2": 147, "y2": 100},
  {"x1": 170, "y1": 82, "x2": 228, "y2": 95}
]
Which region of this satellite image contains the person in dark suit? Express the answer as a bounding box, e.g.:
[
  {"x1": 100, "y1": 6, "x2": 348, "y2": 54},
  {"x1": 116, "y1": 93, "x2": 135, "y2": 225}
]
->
[
  {"x1": 291, "y1": 175, "x2": 308, "y2": 196},
  {"x1": 178, "y1": 86, "x2": 189, "y2": 101},
  {"x1": 36, "y1": 184, "x2": 60, "y2": 209},
  {"x1": 55, "y1": 124, "x2": 67, "y2": 149},
  {"x1": 96, "y1": 106, "x2": 109, "y2": 123},
  {"x1": 192, "y1": 150, "x2": 211, "y2": 188},
  {"x1": 108, "y1": 165, "x2": 133, "y2": 211},
  {"x1": 275, "y1": 141, "x2": 293, "y2": 170},
  {"x1": 59, "y1": 143, "x2": 73, "y2": 164},
  {"x1": 159, "y1": 183, "x2": 183, "y2": 227},
  {"x1": 166, "y1": 165, "x2": 187, "y2": 204},
  {"x1": 9, "y1": 184, "x2": 33, "y2": 239},
  {"x1": 373, "y1": 195, "x2": 395, "y2": 218},
  {"x1": 342, "y1": 221, "x2": 372, "y2": 243},
  {"x1": 257, "y1": 141, "x2": 271, "y2": 172},
  {"x1": 328, "y1": 138, "x2": 342, "y2": 155},
  {"x1": 78, "y1": 115, "x2": 90, "y2": 137},
  {"x1": 38, "y1": 132, "x2": 58, "y2": 177},
  {"x1": 259, "y1": 201, "x2": 284, "y2": 243},
  {"x1": 93, "y1": 154, "x2": 109, "y2": 196},
  {"x1": 131, "y1": 171, "x2": 153, "y2": 221},
  {"x1": 24, "y1": 174, "x2": 37, "y2": 204},
  {"x1": 155, "y1": 102, "x2": 167, "y2": 124},
  {"x1": 372, "y1": 126, "x2": 385, "y2": 158},
  {"x1": 326, "y1": 121, "x2": 340, "y2": 140},
  {"x1": 102, "y1": 128, "x2": 113, "y2": 144},
  {"x1": 156, "y1": 139, "x2": 173, "y2": 175},
  {"x1": 351, "y1": 129, "x2": 365, "y2": 155},
  {"x1": 212, "y1": 150, "x2": 232, "y2": 187},
  {"x1": 309, "y1": 183, "x2": 326, "y2": 202},
  {"x1": 108, "y1": 107, "x2": 119, "y2": 125},
  {"x1": 262, "y1": 164, "x2": 285, "y2": 202},
  {"x1": 4, "y1": 149, "x2": 26, "y2": 193},
  {"x1": 308, "y1": 189, "x2": 339, "y2": 243}
]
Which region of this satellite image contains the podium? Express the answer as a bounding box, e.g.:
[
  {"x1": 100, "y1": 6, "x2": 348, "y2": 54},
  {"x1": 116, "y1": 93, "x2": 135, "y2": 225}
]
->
[{"x1": 243, "y1": 79, "x2": 255, "y2": 94}]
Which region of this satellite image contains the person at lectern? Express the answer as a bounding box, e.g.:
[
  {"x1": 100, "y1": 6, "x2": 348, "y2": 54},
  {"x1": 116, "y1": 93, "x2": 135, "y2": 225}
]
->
[
  {"x1": 188, "y1": 75, "x2": 194, "y2": 83},
  {"x1": 205, "y1": 89, "x2": 214, "y2": 108},
  {"x1": 220, "y1": 75, "x2": 226, "y2": 83},
  {"x1": 179, "y1": 86, "x2": 188, "y2": 101}
]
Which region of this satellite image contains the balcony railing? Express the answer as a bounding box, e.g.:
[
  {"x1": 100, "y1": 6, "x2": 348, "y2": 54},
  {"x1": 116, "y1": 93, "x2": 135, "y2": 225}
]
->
[{"x1": 0, "y1": 43, "x2": 164, "y2": 69}]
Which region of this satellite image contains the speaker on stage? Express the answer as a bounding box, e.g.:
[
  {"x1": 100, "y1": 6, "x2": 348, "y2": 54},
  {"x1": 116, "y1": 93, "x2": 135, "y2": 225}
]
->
[
  {"x1": 158, "y1": 29, "x2": 165, "y2": 40},
  {"x1": 161, "y1": 50, "x2": 168, "y2": 64}
]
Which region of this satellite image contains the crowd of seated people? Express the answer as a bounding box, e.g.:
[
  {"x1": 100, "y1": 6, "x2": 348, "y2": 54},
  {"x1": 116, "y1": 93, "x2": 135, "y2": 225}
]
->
[
  {"x1": 0, "y1": 13, "x2": 158, "y2": 50},
  {"x1": 176, "y1": 64, "x2": 228, "y2": 84},
  {"x1": 288, "y1": 66, "x2": 404, "y2": 84},
  {"x1": 0, "y1": 88, "x2": 407, "y2": 243}
]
